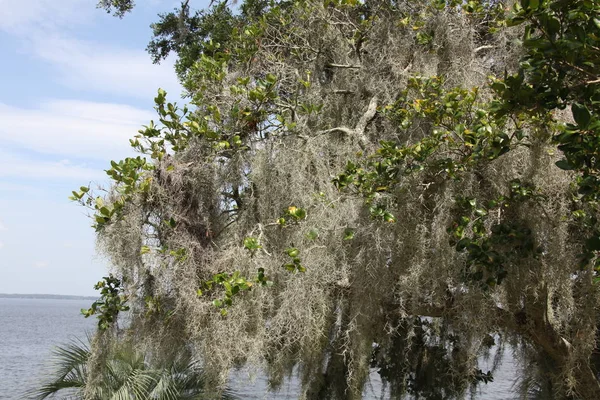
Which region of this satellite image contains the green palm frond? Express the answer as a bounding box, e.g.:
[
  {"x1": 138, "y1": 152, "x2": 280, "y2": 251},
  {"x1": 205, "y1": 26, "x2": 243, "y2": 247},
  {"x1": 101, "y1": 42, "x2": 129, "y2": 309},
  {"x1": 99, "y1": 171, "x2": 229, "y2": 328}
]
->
[
  {"x1": 51, "y1": 340, "x2": 90, "y2": 381},
  {"x1": 27, "y1": 339, "x2": 90, "y2": 400},
  {"x1": 29, "y1": 338, "x2": 238, "y2": 400}
]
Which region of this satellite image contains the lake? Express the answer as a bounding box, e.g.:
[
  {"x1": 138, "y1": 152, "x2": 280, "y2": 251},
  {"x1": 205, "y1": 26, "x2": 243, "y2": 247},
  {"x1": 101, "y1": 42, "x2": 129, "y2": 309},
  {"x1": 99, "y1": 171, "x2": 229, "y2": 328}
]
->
[{"x1": 0, "y1": 298, "x2": 518, "y2": 399}]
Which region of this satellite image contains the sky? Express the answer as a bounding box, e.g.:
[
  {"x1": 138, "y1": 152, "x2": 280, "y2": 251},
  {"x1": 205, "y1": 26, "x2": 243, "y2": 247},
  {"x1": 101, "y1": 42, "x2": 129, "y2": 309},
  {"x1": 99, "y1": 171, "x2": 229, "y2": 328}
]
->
[{"x1": 0, "y1": 0, "x2": 207, "y2": 296}]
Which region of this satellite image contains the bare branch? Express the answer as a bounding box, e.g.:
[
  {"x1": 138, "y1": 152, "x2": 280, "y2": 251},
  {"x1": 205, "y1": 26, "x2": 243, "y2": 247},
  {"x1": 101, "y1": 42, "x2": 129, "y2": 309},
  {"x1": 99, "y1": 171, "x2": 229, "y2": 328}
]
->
[
  {"x1": 355, "y1": 96, "x2": 378, "y2": 138},
  {"x1": 474, "y1": 45, "x2": 494, "y2": 53},
  {"x1": 312, "y1": 96, "x2": 378, "y2": 149},
  {"x1": 326, "y1": 63, "x2": 362, "y2": 69},
  {"x1": 333, "y1": 89, "x2": 355, "y2": 95}
]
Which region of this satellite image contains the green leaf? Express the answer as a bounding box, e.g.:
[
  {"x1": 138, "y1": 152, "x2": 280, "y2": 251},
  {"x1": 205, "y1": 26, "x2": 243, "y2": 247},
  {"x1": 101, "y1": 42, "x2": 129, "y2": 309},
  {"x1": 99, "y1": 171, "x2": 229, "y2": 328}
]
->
[
  {"x1": 244, "y1": 237, "x2": 261, "y2": 251},
  {"x1": 266, "y1": 73, "x2": 277, "y2": 84},
  {"x1": 572, "y1": 103, "x2": 591, "y2": 129},
  {"x1": 545, "y1": 16, "x2": 561, "y2": 36},
  {"x1": 343, "y1": 228, "x2": 355, "y2": 240},
  {"x1": 286, "y1": 248, "x2": 299, "y2": 257},
  {"x1": 306, "y1": 229, "x2": 319, "y2": 240},
  {"x1": 586, "y1": 236, "x2": 600, "y2": 251},
  {"x1": 383, "y1": 212, "x2": 396, "y2": 223},
  {"x1": 456, "y1": 238, "x2": 470, "y2": 251},
  {"x1": 555, "y1": 159, "x2": 575, "y2": 170},
  {"x1": 294, "y1": 208, "x2": 307, "y2": 220},
  {"x1": 506, "y1": 16, "x2": 526, "y2": 27},
  {"x1": 283, "y1": 263, "x2": 296, "y2": 272}
]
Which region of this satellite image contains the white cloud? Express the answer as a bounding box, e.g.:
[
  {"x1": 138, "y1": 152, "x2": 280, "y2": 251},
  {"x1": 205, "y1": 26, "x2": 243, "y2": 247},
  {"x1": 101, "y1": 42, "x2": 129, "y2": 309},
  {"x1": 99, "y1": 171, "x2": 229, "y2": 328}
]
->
[
  {"x1": 1, "y1": 0, "x2": 181, "y2": 100},
  {"x1": 43, "y1": 100, "x2": 157, "y2": 125},
  {"x1": 30, "y1": 34, "x2": 181, "y2": 100},
  {"x1": 0, "y1": 219, "x2": 6, "y2": 231},
  {"x1": 0, "y1": 182, "x2": 45, "y2": 195},
  {"x1": 0, "y1": 241, "x2": 4, "y2": 249},
  {"x1": 34, "y1": 261, "x2": 49, "y2": 269},
  {"x1": 0, "y1": 151, "x2": 104, "y2": 181},
  {"x1": 0, "y1": 100, "x2": 152, "y2": 161},
  {"x1": 0, "y1": 0, "x2": 89, "y2": 34}
]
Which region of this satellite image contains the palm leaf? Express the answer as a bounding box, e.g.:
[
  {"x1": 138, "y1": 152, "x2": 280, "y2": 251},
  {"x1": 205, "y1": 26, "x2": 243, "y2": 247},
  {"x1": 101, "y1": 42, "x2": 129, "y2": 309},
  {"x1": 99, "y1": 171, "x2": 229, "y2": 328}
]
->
[{"x1": 29, "y1": 338, "x2": 239, "y2": 400}]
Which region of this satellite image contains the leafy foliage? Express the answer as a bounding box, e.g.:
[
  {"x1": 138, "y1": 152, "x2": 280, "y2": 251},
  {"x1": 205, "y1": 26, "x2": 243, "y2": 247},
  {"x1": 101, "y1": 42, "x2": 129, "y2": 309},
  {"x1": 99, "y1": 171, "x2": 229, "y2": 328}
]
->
[
  {"x1": 28, "y1": 338, "x2": 237, "y2": 399},
  {"x1": 96, "y1": 0, "x2": 134, "y2": 18},
  {"x1": 81, "y1": 275, "x2": 129, "y2": 330}
]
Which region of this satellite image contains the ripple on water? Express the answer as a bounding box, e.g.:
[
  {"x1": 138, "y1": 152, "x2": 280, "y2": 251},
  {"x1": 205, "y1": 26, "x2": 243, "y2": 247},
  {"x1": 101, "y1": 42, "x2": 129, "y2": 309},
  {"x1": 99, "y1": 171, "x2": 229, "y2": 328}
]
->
[{"x1": 0, "y1": 298, "x2": 518, "y2": 399}]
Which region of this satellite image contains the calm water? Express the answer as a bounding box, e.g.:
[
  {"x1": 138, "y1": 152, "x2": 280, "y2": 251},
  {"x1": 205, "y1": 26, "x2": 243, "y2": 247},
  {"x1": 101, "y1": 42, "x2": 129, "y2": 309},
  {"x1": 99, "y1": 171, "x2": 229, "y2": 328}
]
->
[
  {"x1": 0, "y1": 298, "x2": 96, "y2": 399},
  {"x1": 0, "y1": 298, "x2": 517, "y2": 399}
]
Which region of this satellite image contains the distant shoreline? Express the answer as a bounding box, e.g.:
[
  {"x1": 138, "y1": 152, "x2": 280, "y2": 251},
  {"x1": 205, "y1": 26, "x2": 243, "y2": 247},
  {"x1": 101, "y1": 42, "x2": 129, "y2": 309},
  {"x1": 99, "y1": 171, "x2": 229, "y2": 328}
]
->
[{"x1": 0, "y1": 293, "x2": 98, "y2": 301}]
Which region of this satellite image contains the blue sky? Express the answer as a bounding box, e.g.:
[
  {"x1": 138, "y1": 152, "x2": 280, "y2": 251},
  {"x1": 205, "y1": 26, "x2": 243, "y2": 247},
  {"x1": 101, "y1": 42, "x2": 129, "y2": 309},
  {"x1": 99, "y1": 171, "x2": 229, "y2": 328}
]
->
[{"x1": 0, "y1": 0, "x2": 207, "y2": 296}]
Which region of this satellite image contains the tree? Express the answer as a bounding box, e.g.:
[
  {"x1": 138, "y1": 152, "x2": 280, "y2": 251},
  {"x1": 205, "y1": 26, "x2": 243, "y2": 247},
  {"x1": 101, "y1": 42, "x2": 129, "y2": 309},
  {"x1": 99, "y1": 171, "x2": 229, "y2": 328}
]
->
[
  {"x1": 79, "y1": 0, "x2": 600, "y2": 398},
  {"x1": 29, "y1": 337, "x2": 237, "y2": 399},
  {"x1": 96, "y1": 0, "x2": 134, "y2": 18}
]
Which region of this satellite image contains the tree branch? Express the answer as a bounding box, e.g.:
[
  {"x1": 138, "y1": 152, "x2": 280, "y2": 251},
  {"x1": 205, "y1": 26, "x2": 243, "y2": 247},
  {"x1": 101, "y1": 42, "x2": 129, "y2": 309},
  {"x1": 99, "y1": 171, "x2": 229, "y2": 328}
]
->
[
  {"x1": 474, "y1": 45, "x2": 494, "y2": 53},
  {"x1": 333, "y1": 89, "x2": 355, "y2": 95},
  {"x1": 326, "y1": 63, "x2": 362, "y2": 69},
  {"x1": 313, "y1": 96, "x2": 378, "y2": 149},
  {"x1": 355, "y1": 96, "x2": 379, "y2": 141}
]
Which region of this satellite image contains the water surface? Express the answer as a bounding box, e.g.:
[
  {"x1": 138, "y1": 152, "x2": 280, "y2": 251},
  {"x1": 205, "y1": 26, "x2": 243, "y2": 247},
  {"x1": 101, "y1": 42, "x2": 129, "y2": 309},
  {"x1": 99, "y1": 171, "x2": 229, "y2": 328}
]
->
[
  {"x1": 0, "y1": 298, "x2": 518, "y2": 399},
  {"x1": 0, "y1": 297, "x2": 95, "y2": 399}
]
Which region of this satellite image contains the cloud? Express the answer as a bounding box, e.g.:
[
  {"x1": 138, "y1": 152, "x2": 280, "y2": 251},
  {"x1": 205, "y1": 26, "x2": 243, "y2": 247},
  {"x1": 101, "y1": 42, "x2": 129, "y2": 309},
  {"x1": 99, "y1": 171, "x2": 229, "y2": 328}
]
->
[
  {"x1": 34, "y1": 261, "x2": 49, "y2": 269},
  {"x1": 0, "y1": 98, "x2": 157, "y2": 180},
  {"x1": 1, "y1": 0, "x2": 182, "y2": 100},
  {"x1": 0, "y1": 0, "x2": 89, "y2": 34},
  {"x1": 0, "y1": 100, "x2": 153, "y2": 161},
  {"x1": 30, "y1": 34, "x2": 181, "y2": 100},
  {"x1": 0, "y1": 220, "x2": 6, "y2": 231},
  {"x1": 0, "y1": 151, "x2": 104, "y2": 181},
  {"x1": 0, "y1": 241, "x2": 4, "y2": 249},
  {"x1": 0, "y1": 182, "x2": 45, "y2": 195}
]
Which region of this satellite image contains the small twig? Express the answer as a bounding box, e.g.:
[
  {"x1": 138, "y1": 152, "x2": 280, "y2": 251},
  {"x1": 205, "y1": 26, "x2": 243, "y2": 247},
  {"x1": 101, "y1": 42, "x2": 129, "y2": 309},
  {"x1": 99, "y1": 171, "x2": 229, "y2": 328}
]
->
[
  {"x1": 318, "y1": 127, "x2": 354, "y2": 136},
  {"x1": 474, "y1": 45, "x2": 494, "y2": 53},
  {"x1": 326, "y1": 63, "x2": 362, "y2": 69},
  {"x1": 333, "y1": 89, "x2": 355, "y2": 95}
]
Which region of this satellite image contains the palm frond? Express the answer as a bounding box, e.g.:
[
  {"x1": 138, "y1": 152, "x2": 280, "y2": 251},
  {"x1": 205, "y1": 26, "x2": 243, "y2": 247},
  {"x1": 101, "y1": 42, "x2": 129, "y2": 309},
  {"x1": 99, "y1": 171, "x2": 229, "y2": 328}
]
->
[{"x1": 29, "y1": 338, "x2": 239, "y2": 400}]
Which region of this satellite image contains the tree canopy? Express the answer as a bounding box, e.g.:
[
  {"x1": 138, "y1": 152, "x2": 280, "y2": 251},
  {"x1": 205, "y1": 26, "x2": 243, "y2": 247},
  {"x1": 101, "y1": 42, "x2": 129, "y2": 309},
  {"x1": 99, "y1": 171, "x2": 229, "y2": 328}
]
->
[{"x1": 81, "y1": 0, "x2": 600, "y2": 398}]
